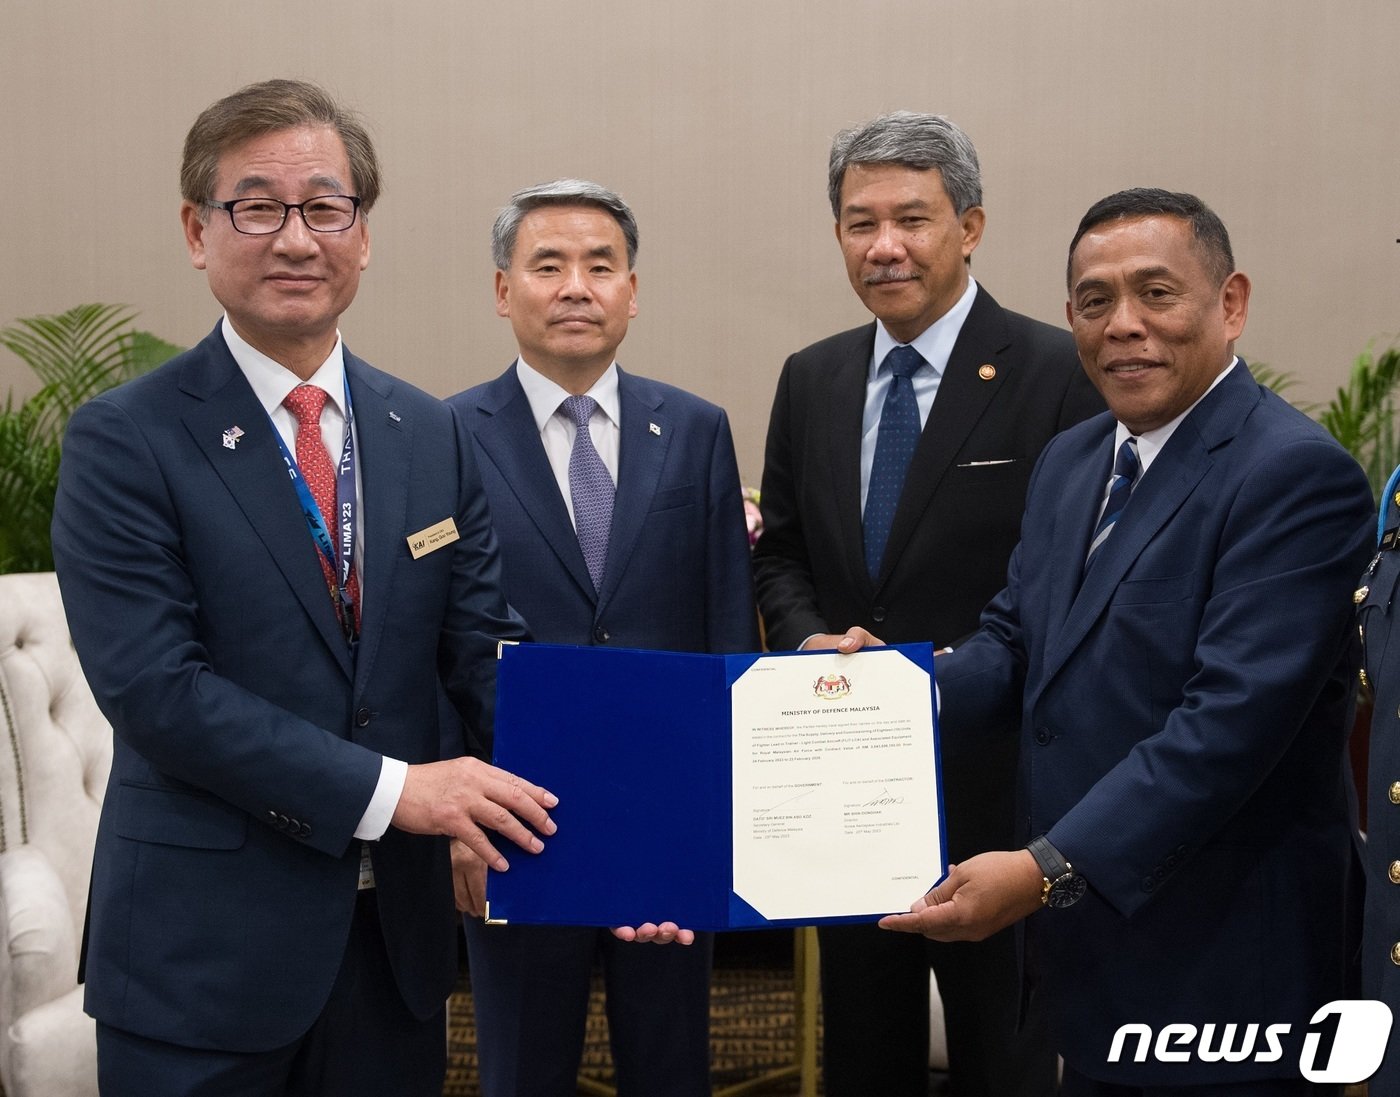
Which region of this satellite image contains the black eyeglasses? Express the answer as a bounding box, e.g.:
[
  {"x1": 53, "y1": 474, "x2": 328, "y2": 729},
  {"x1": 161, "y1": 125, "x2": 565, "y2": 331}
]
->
[{"x1": 207, "y1": 195, "x2": 362, "y2": 235}]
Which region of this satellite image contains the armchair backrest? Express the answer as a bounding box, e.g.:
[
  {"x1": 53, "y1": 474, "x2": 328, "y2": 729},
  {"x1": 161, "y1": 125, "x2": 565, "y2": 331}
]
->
[{"x1": 0, "y1": 572, "x2": 112, "y2": 947}]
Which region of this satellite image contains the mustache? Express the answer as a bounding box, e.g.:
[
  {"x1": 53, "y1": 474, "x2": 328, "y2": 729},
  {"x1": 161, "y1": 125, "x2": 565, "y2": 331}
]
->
[{"x1": 863, "y1": 267, "x2": 919, "y2": 286}]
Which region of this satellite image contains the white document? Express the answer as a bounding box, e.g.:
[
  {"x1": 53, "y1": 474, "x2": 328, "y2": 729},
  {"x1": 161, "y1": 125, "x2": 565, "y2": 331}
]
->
[{"x1": 730, "y1": 647, "x2": 943, "y2": 921}]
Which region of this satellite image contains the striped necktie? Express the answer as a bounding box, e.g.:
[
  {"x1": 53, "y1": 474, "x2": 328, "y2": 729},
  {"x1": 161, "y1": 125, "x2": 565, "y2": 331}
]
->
[{"x1": 1085, "y1": 436, "x2": 1139, "y2": 571}]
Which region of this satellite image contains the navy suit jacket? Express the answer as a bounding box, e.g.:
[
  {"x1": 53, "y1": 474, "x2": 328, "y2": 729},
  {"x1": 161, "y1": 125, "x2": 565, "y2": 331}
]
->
[
  {"x1": 938, "y1": 362, "x2": 1374, "y2": 1082},
  {"x1": 52, "y1": 324, "x2": 526, "y2": 1051},
  {"x1": 448, "y1": 365, "x2": 757, "y2": 717}
]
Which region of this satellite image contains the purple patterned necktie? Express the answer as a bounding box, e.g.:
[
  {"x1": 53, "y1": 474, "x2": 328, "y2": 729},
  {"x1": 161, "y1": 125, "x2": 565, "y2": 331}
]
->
[{"x1": 561, "y1": 395, "x2": 614, "y2": 592}]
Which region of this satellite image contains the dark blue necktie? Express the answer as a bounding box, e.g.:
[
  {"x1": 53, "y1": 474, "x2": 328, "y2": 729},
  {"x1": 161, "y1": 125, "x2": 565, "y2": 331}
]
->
[
  {"x1": 863, "y1": 345, "x2": 925, "y2": 578},
  {"x1": 561, "y1": 395, "x2": 614, "y2": 592},
  {"x1": 1085, "y1": 436, "x2": 1139, "y2": 571}
]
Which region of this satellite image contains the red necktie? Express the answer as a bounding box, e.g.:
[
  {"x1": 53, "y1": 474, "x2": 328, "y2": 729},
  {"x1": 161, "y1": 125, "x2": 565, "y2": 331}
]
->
[{"x1": 283, "y1": 384, "x2": 360, "y2": 632}]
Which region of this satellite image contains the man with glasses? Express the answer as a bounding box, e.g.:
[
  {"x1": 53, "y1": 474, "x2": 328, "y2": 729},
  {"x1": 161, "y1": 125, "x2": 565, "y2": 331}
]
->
[{"x1": 51, "y1": 79, "x2": 559, "y2": 1096}]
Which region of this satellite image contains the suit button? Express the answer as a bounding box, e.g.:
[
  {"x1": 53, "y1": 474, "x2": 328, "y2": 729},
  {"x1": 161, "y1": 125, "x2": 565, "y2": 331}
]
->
[
  {"x1": 1034, "y1": 728, "x2": 1051, "y2": 745},
  {"x1": 593, "y1": 625, "x2": 610, "y2": 643},
  {"x1": 1391, "y1": 942, "x2": 1400, "y2": 966},
  {"x1": 1390, "y1": 781, "x2": 1400, "y2": 805},
  {"x1": 872, "y1": 607, "x2": 887, "y2": 623},
  {"x1": 355, "y1": 708, "x2": 371, "y2": 727},
  {"x1": 1142, "y1": 877, "x2": 1156, "y2": 892},
  {"x1": 299, "y1": 823, "x2": 312, "y2": 839},
  {"x1": 276, "y1": 813, "x2": 290, "y2": 830},
  {"x1": 267, "y1": 809, "x2": 280, "y2": 826},
  {"x1": 1389, "y1": 861, "x2": 1400, "y2": 884}
]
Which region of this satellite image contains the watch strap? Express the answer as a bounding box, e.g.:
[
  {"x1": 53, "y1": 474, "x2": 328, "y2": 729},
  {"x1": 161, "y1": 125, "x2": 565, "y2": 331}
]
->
[{"x1": 1027, "y1": 835, "x2": 1070, "y2": 880}]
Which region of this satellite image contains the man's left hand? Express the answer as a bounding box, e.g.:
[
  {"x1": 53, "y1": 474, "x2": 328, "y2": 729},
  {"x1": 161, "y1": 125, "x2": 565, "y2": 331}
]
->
[
  {"x1": 450, "y1": 839, "x2": 695, "y2": 940},
  {"x1": 878, "y1": 850, "x2": 1045, "y2": 941},
  {"x1": 450, "y1": 838, "x2": 489, "y2": 917}
]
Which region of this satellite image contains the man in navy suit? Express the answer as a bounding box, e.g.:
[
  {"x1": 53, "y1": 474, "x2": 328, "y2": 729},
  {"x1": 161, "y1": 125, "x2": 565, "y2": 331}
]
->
[
  {"x1": 50, "y1": 80, "x2": 562, "y2": 1097},
  {"x1": 880, "y1": 189, "x2": 1374, "y2": 1094},
  {"x1": 753, "y1": 111, "x2": 1101, "y2": 1097},
  {"x1": 447, "y1": 180, "x2": 759, "y2": 1097}
]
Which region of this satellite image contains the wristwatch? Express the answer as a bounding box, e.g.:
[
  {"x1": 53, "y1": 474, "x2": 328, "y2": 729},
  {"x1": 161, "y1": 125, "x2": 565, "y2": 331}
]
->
[{"x1": 1027, "y1": 835, "x2": 1086, "y2": 909}]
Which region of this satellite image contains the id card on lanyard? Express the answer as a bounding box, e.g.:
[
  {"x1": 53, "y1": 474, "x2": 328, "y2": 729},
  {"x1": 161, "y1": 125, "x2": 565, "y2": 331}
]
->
[{"x1": 271, "y1": 377, "x2": 359, "y2": 647}]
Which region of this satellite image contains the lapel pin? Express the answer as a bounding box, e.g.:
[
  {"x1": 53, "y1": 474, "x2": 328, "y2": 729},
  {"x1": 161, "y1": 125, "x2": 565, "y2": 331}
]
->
[
  {"x1": 649, "y1": 422, "x2": 661, "y2": 436},
  {"x1": 221, "y1": 426, "x2": 245, "y2": 450},
  {"x1": 978, "y1": 364, "x2": 997, "y2": 381},
  {"x1": 389, "y1": 411, "x2": 402, "y2": 423}
]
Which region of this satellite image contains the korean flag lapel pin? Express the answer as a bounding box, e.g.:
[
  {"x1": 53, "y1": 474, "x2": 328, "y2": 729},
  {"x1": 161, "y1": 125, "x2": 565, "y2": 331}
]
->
[
  {"x1": 222, "y1": 425, "x2": 245, "y2": 450},
  {"x1": 648, "y1": 421, "x2": 661, "y2": 437}
]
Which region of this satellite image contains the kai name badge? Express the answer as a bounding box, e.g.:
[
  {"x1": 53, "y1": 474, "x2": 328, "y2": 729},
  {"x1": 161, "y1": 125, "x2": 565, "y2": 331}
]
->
[{"x1": 407, "y1": 517, "x2": 459, "y2": 559}]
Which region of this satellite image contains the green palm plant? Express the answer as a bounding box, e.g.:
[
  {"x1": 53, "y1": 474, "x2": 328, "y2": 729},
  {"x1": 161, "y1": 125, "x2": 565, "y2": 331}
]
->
[
  {"x1": 1315, "y1": 344, "x2": 1400, "y2": 507},
  {"x1": 1252, "y1": 343, "x2": 1400, "y2": 508},
  {"x1": 0, "y1": 304, "x2": 182, "y2": 573}
]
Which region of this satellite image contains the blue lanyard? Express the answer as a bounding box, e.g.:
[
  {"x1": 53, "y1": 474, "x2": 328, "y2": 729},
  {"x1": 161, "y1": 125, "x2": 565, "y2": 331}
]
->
[
  {"x1": 1380, "y1": 464, "x2": 1400, "y2": 546},
  {"x1": 271, "y1": 377, "x2": 359, "y2": 641}
]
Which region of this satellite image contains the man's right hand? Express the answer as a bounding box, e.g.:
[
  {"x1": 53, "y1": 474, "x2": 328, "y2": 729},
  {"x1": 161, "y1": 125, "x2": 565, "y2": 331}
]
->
[
  {"x1": 393, "y1": 757, "x2": 557, "y2": 871},
  {"x1": 800, "y1": 626, "x2": 885, "y2": 653}
]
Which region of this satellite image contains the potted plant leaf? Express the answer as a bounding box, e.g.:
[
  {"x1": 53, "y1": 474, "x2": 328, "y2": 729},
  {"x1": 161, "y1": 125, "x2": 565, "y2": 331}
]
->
[{"x1": 0, "y1": 304, "x2": 182, "y2": 573}]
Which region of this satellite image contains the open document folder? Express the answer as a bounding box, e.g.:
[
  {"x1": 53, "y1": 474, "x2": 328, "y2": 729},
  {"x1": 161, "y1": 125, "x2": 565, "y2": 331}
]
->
[{"x1": 484, "y1": 642, "x2": 945, "y2": 931}]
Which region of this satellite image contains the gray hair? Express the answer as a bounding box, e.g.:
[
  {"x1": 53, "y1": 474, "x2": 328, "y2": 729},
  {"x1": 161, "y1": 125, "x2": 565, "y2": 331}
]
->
[
  {"x1": 492, "y1": 179, "x2": 639, "y2": 270},
  {"x1": 827, "y1": 111, "x2": 982, "y2": 220}
]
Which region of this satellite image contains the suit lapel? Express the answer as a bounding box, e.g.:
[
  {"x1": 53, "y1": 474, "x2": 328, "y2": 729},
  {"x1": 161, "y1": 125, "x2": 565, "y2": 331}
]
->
[
  {"x1": 878, "y1": 288, "x2": 1008, "y2": 587},
  {"x1": 603, "y1": 369, "x2": 670, "y2": 609},
  {"x1": 343, "y1": 354, "x2": 405, "y2": 695},
  {"x1": 470, "y1": 367, "x2": 596, "y2": 598},
  {"x1": 827, "y1": 327, "x2": 877, "y2": 594},
  {"x1": 1041, "y1": 429, "x2": 1115, "y2": 657},
  {"x1": 178, "y1": 330, "x2": 353, "y2": 680},
  {"x1": 1037, "y1": 431, "x2": 1211, "y2": 699}
]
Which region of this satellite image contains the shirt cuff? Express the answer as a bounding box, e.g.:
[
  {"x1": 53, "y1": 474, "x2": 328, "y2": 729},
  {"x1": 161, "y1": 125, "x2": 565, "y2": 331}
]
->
[{"x1": 354, "y1": 756, "x2": 408, "y2": 840}]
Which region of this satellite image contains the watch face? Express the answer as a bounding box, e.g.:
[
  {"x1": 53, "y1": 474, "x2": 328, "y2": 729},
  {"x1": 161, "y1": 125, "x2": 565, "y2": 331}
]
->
[{"x1": 1047, "y1": 873, "x2": 1087, "y2": 909}]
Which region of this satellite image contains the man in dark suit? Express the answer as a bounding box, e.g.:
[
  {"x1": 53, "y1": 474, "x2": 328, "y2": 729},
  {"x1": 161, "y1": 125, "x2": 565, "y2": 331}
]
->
[
  {"x1": 448, "y1": 179, "x2": 759, "y2": 1097},
  {"x1": 753, "y1": 111, "x2": 1102, "y2": 1096},
  {"x1": 49, "y1": 80, "x2": 562, "y2": 1097},
  {"x1": 881, "y1": 189, "x2": 1374, "y2": 1094}
]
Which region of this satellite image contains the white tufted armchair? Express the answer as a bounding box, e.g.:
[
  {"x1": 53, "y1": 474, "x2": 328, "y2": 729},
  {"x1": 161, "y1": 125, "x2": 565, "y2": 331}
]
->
[{"x1": 0, "y1": 571, "x2": 110, "y2": 1097}]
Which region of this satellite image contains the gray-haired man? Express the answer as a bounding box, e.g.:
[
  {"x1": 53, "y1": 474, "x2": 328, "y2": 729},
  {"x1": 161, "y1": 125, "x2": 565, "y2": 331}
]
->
[
  {"x1": 448, "y1": 179, "x2": 759, "y2": 1097},
  {"x1": 753, "y1": 111, "x2": 1103, "y2": 1096}
]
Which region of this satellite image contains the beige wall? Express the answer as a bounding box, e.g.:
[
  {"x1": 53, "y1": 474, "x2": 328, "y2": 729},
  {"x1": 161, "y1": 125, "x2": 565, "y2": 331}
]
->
[{"x1": 3, "y1": 0, "x2": 1397, "y2": 484}]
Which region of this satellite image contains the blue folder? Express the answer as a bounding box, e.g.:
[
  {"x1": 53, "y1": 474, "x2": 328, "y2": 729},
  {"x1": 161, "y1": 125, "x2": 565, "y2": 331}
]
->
[{"x1": 485, "y1": 641, "x2": 944, "y2": 931}]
